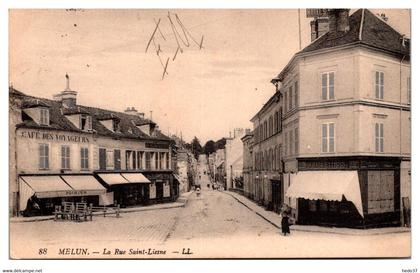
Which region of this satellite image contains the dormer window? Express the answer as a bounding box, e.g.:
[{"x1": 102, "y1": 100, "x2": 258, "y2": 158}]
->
[
  {"x1": 40, "y1": 108, "x2": 49, "y2": 126},
  {"x1": 112, "y1": 120, "x2": 120, "y2": 132},
  {"x1": 80, "y1": 114, "x2": 92, "y2": 131}
]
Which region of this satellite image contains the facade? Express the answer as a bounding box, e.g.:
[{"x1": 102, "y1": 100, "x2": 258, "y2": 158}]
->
[
  {"x1": 176, "y1": 148, "x2": 191, "y2": 193},
  {"x1": 250, "y1": 91, "x2": 284, "y2": 212},
  {"x1": 214, "y1": 148, "x2": 226, "y2": 188},
  {"x1": 241, "y1": 130, "x2": 254, "y2": 199},
  {"x1": 9, "y1": 77, "x2": 178, "y2": 216},
  {"x1": 225, "y1": 128, "x2": 246, "y2": 190},
  {"x1": 270, "y1": 9, "x2": 410, "y2": 228}
]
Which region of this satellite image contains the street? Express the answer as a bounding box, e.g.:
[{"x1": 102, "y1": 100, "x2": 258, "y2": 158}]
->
[{"x1": 10, "y1": 157, "x2": 410, "y2": 258}]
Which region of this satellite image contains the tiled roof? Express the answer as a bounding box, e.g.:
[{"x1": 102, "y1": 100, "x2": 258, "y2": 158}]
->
[
  {"x1": 300, "y1": 9, "x2": 410, "y2": 56},
  {"x1": 10, "y1": 88, "x2": 171, "y2": 142},
  {"x1": 276, "y1": 9, "x2": 410, "y2": 81}
]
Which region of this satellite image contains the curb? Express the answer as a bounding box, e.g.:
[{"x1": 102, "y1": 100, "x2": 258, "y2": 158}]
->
[
  {"x1": 10, "y1": 192, "x2": 193, "y2": 223},
  {"x1": 224, "y1": 191, "x2": 411, "y2": 236}
]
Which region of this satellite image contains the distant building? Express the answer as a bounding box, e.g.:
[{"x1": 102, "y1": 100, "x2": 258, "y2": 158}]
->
[
  {"x1": 241, "y1": 130, "x2": 254, "y2": 199},
  {"x1": 225, "y1": 128, "x2": 247, "y2": 190}
]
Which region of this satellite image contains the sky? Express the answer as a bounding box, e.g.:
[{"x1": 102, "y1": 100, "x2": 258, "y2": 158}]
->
[{"x1": 9, "y1": 9, "x2": 410, "y2": 144}]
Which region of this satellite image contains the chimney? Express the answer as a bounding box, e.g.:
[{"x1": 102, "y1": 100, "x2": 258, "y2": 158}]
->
[
  {"x1": 57, "y1": 74, "x2": 77, "y2": 108},
  {"x1": 328, "y1": 9, "x2": 350, "y2": 34},
  {"x1": 310, "y1": 17, "x2": 329, "y2": 41},
  {"x1": 124, "y1": 106, "x2": 138, "y2": 115}
]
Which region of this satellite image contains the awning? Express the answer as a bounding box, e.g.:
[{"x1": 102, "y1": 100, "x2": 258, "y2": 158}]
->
[
  {"x1": 19, "y1": 176, "x2": 73, "y2": 211},
  {"x1": 60, "y1": 175, "x2": 106, "y2": 195},
  {"x1": 286, "y1": 171, "x2": 364, "y2": 217},
  {"x1": 173, "y1": 174, "x2": 180, "y2": 181},
  {"x1": 97, "y1": 173, "x2": 129, "y2": 185},
  {"x1": 120, "y1": 173, "x2": 151, "y2": 183}
]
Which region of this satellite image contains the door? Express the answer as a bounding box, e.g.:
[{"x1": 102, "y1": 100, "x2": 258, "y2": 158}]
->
[
  {"x1": 99, "y1": 148, "x2": 106, "y2": 170},
  {"x1": 114, "y1": 149, "x2": 121, "y2": 170}
]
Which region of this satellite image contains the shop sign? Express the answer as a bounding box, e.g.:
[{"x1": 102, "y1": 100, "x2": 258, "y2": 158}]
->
[
  {"x1": 20, "y1": 130, "x2": 90, "y2": 143},
  {"x1": 145, "y1": 142, "x2": 169, "y2": 149}
]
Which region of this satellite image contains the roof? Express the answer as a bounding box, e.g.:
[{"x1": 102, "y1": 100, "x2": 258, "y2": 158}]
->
[
  {"x1": 250, "y1": 91, "x2": 281, "y2": 122},
  {"x1": 10, "y1": 87, "x2": 171, "y2": 142},
  {"x1": 276, "y1": 9, "x2": 410, "y2": 81}
]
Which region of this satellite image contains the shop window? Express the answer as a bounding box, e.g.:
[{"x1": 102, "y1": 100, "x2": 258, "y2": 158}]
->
[
  {"x1": 309, "y1": 200, "x2": 317, "y2": 212},
  {"x1": 367, "y1": 170, "x2": 394, "y2": 214},
  {"x1": 80, "y1": 147, "x2": 89, "y2": 170},
  {"x1": 321, "y1": 72, "x2": 334, "y2": 100},
  {"x1": 61, "y1": 145, "x2": 71, "y2": 170},
  {"x1": 39, "y1": 143, "x2": 49, "y2": 169},
  {"x1": 329, "y1": 201, "x2": 338, "y2": 212},
  {"x1": 319, "y1": 200, "x2": 328, "y2": 212},
  {"x1": 339, "y1": 202, "x2": 350, "y2": 214},
  {"x1": 40, "y1": 108, "x2": 49, "y2": 126},
  {"x1": 375, "y1": 71, "x2": 384, "y2": 100}
]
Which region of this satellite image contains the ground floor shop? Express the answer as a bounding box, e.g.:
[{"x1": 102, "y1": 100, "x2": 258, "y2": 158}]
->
[{"x1": 286, "y1": 156, "x2": 404, "y2": 228}]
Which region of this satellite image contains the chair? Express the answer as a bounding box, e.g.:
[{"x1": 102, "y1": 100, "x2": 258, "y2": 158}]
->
[{"x1": 74, "y1": 202, "x2": 88, "y2": 222}]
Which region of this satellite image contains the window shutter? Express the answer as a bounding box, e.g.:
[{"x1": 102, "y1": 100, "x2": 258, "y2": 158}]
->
[
  {"x1": 322, "y1": 124, "x2": 327, "y2": 152},
  {"x1": 329, "y1": 72, "x2": 334, "y2": 99},
  {"x1": 328, "y1": 123, "x2": 335, "y2": 152},
  {"x1": 322, "y1": 73, "x2": 328, "y2": 100}
]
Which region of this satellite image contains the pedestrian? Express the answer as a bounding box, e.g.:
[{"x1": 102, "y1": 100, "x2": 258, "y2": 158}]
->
[{"x1": 281, "y1": 212, "x2": 291, "y2": 236}]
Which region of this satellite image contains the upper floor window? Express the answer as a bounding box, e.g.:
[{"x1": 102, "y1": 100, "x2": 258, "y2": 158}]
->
[
  {"x1": 288, "y1": 86, "x2": 293, "y2": 110},
  {"x1": 294, "y1": 81, "x2": 299, "y2": 108},
  {"x1": 80, "y1": 147, "x2": 89, "y2": 170},
  {"x1": 278, "y1": 109, "x2": 282, "y2": 132},
  {"x1": 39, "y1": 143, "x2": 49, "y2": 169},
  {"x1": 294, "y1": 127, "x2": 299, "y2": 154},
  {"x1": 269, "y1": 116, "x2": 273, "y2": 136},
  {"x1": 375, "y1": 123, "x2": 384, "y2": 153},
  {"x1": 322, "y1": 123, "x2": 335, "y2": 153},
  {"x1": 40, "y1": 108, "x2": 49, "y2": 126},
  {"x1": 61, "y1": 145, "x2": 71, "y2": 169},
  {"x1": 321, "y1": 72, "x2": 335, "y2": 101},
  {"x1": 274, "y1": 112, "x2": 279, "y2": 133},
  {"x1": 264, "y1": 121, "x2": 268, "y2": 140},
  {"x1": 284, "y1": 91, "x2": 288, "y2": 113},
  {"x1": 407, "y1": 77, "x2": 411, "y2": 104},
  {"x1": 289, "y1": 130, "x2": 293, "y2": 155},
  {"x1": 375, "y1": 71, "x2": 384, "y2": 100},
  {"x1": 80, "y1": 115, "x2": 92, "y2": 131},
  {"x1": 145, "y1": 152, "x2": 151, "y2": 169}
]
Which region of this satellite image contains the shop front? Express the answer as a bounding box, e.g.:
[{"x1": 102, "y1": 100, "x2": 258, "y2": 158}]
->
[
  {"x1": 143, "y1": 171, "x2": 174, "y2": 204},
  {"x1": 287, "y1": 157, "x2": 401, "y2": 228},
  {"x1": 19, "y1": 174, "x2": 106, "y2": 216},
  {"x1": 95, "y1": 172, "x2": 151, "y2": 207}
]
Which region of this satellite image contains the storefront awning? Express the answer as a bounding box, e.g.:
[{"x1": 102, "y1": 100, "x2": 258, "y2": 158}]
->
[
  {"x1": 60, "y1": 175, "x2": 106, "y2": 195},
  {"x1": 97, "y1": 173, "x2": 129, "y2": 185},
  {"x1": 286, "y1": 171, "x2": 364, "y2": 217},
  {"x1": 120, "y1": 173, "x2": 151, "y2": 183},
  {"x1": 19, "y1": 176, "x2": 72, "y2": 211}
]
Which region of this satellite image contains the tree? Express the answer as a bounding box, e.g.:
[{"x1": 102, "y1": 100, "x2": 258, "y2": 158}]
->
[
  {"x1": 203, "y1": 140, "x2": 216, "y2": 155},
  {"x1": 191, "y1": 136, "x2": 203, "y2": 159},
  {"x1": 215, "y1": 138, "x2": 226, "y2": 150}
]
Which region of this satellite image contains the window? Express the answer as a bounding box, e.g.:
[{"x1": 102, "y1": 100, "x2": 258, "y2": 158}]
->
[
  {"x1": 278, "y1": 109, "x2": 282, "y2": 132},
  {"x1": 39, "y1": 144, "x2": 49, "y2": 169},
  {"x1": 375, "y1": 123, "x2": 384, "y2": 153},
  {"x1": 294, "y1": 81, "x2": 299, "y2": 108},
  {"x1": 106, "y1": 150, "x2": 114, "y2": 169},
  {"x1": 61, "y1": 145, "x2": 71, "y2": 169},
  {"x1": 367, "y1": 170, "x2": 394, "y2": 213},
  {"x1": 40, "y1": 108, "x2": 49, "y2": 126},
  {"x1": 80, "y1": 115, "x2": 92, "y2": 131},
  {"x1": 321, "y1": 72, "x2": 334, "y2": 100},
  {"x1": 145, "y1": 152, "x2": 151, "y2": 169},
  {"x1": 375, "y1": 71, "x2": 384, "y2": 100},
  {"x1": 289, "y1": 130, "x2": 293, "y2": 155},
  {"x1": 322, "y1": 123, "x2": 335, "y2": 153},
  {"x1": 294, "y1": 127, "x2": 299, "y2": 154},
  {"x1": 112, "y1": 120, "x2": 120, "y2": 132},
  {"x1": 284, "y1": 91, "x2": 288, "y2": 112},
  {"x1": 288, "y1": 86, "x2": 293, "y2": 110},
  {"x1": 264, "y1": 121, "x2": 268, "y2": 140},
  {"x1": 285, "y1": 132, "x2": 288, "y2": 156},
  {"x1": 80, "y1": 147, "x2": 89, "y2": 170},
  {"x1": 137, "y1": 151, "x2": 143, "y2": 169},
  {"x1": 166, "y1": 152, "x2": 170, "y2": 169},
  {"x1": 274, "y1": 112, "x2": 278, "y2": 133},
  {"x1": 407, "y1": 77, "x2": 411, "y2": 104},
  {"x1": 269, "y1": 116, "x2": 273, "y2": 136},
  {"x1": 154, "y1": 152, "x2": 159, "y2": 170}
]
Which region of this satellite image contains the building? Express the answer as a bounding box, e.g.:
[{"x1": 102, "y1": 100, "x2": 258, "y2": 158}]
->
[
  {"x1": 214, "y1": 148, "x2": 226, "y2": 188},
  {"x1": 176, "y1": 148, "x2": 191, "y2": 193},
  {"x1": 250, "y1": 91, "x2": 284, "y2": 212},
  {"x1": 270, "y1": 9, "x2": 410, "y2": 228},
  {"x1": 225, "y1": 128, "x2": 246, "y2": 190},
  {"x1": 9, "y1": 76, "x2": 178, "y2": 216},
  {"x1": 241, "y1": 130, "x2": 254, "y2": 199}
]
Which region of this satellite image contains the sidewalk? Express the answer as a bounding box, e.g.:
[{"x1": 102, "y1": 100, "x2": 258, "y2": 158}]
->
[
  {"x1": 224, "y1": 190, "x2": 411, "y2": 236},
  {"x1": 10, "y1": 191, "x2": 193, "y2": 223}
]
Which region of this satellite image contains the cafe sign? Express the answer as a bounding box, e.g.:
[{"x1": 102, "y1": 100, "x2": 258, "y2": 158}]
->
[{"x1": 20, "y1": 130, "x2": 90, "y2": 143}]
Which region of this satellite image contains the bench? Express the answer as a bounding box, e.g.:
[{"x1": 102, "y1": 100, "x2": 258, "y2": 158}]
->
[{"x1": 89, "y1": 204, "x2": 121, "y2": 219}]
